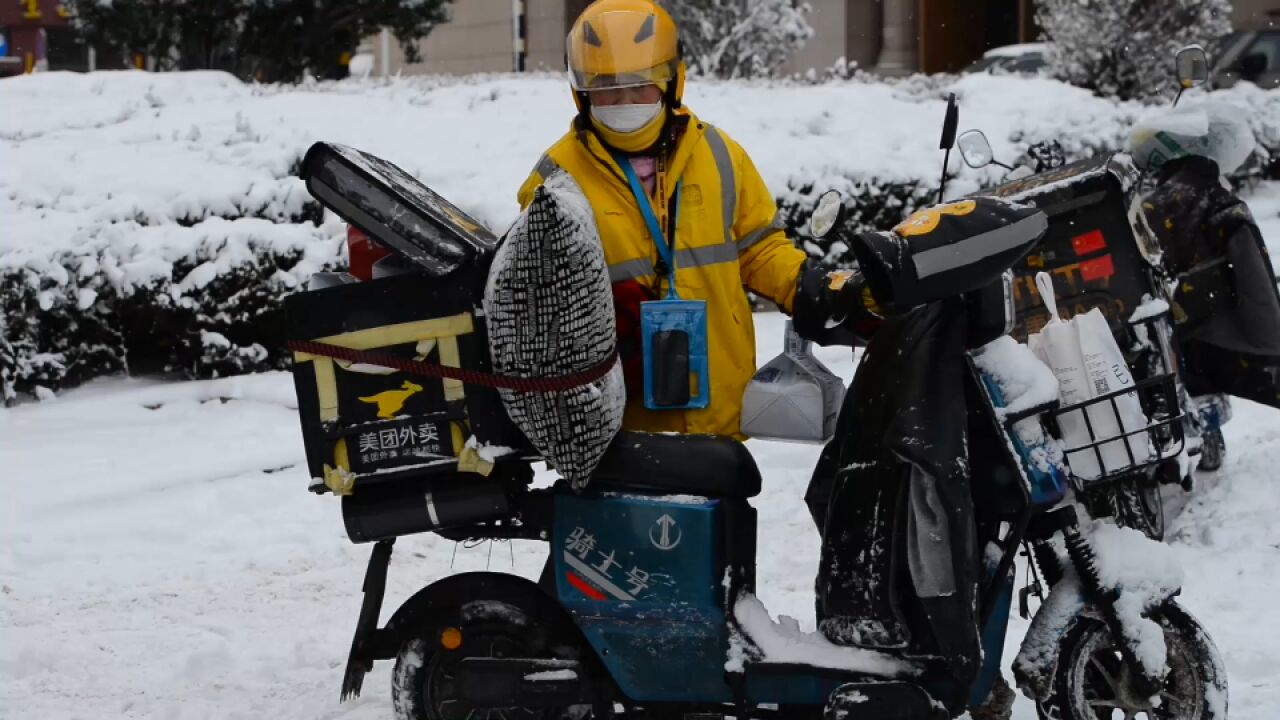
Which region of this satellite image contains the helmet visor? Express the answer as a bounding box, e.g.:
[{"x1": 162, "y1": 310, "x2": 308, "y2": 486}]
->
[{"x1": 567, "y1": 9, "x2": 679, "y2": 91}]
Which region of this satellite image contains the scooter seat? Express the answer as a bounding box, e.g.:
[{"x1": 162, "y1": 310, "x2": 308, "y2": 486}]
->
[{"x1": 591, "y1": 431, "x2": 762, "y2": 499}]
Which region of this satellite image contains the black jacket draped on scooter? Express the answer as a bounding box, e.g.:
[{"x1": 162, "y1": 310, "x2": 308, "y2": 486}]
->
[
  {"x1": 811, "y1": 299, "x2": 982, "y2": 683},
  {"x1": 1144, "y1": 155, "x2": 1280, "y2": 407},
  {"x1": 796, "y1": 198, "x2": 1048, "y2": 693}
]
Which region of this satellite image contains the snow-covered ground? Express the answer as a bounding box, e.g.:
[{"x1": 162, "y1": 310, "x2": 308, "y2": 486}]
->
[{"x1": 3, "y1": 311, "x2": 1279, "y2": 719}]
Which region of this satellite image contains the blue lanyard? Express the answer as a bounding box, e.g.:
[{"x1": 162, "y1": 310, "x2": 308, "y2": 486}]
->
[{"x1": 612, "y1": 150, "x2": 681, "y2": 299}]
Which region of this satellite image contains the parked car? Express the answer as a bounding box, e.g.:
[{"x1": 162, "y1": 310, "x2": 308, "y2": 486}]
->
[
  {"x1": 963, "y1": 43, "x2": 1050, "y2": 76},
  {"x1": 1210, "y1": 29, "x2": 1280, "y2": 89}
]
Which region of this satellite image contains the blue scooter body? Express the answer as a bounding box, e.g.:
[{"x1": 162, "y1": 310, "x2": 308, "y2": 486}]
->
[
  {"x1": 553, "y1": 492, "x2": 734, "y2": 702},
  {"x1": 551, "y1": 484, "x2": 1022, "y2": 709}
]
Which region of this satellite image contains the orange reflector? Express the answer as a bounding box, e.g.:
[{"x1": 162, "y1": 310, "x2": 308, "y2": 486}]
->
[
  {"x1": 1072, "y1": 229, "x2": 1106, "y2": 256},
  {"x1": 440, "y1": 627, "x2": 463, "y2": 650}
]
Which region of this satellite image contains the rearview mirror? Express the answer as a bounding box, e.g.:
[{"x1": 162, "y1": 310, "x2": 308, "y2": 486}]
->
[
  {"x1": 958, "y1": 130, "x2": 994, "y2": 169},
  {"x1": 809, "y1": 190, "x2": 845, "y2": 239},
  {"x1": 1175, "y1": 45, "x2": 1209, "y2": 89}
]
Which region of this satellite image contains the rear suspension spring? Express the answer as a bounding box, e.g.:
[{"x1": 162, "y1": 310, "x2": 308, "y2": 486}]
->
[{"x1": 1030, "y1": 539, "x2": 1064, "y2": 587}]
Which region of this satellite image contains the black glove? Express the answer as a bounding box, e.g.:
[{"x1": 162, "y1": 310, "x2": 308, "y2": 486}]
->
[{"x1": 791, "y1": 260, "x2": 882, "y2": 346}]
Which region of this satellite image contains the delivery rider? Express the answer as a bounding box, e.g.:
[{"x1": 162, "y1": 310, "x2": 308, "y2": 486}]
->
[{"x1": 518, "y1": 0, "x2": 872, "y2": 439}]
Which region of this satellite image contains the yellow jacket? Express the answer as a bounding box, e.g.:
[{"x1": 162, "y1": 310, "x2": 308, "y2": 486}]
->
[{"x1": 518, "y1": 109, "x2": 807, "y2": 438}]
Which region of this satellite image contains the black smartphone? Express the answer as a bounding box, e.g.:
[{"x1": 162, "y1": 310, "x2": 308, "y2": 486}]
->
[{"x1": 650, "y1": 329, "x2": 691, "y2": 406}]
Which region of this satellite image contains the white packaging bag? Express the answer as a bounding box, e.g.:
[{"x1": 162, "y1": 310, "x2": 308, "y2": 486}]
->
[
  {"x1": 740, "y1": 321, "x2": 845, "y2": 444},
  {"x1": 1028, "y1": 273, "x2": 1150, "y2": 480}
]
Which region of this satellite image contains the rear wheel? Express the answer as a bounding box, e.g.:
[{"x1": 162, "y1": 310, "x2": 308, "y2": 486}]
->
[
  {"x1": 392, "y1": 602, "x2": 566, "y2": 720},
  {"x1": 1038, "y1": 603, "x2": 1227, "y2": 720}
]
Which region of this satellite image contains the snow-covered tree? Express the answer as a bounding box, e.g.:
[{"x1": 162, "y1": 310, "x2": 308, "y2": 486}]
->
[
  {"x1": 67, "y1": 0, "x2": 452, "y2": 81},
  {"x1": 664, "y1": 0, "x2": 813, "y2": 80},
  {"x1": 237, "y1": 0, "x2": 451, "y2": 82},
  {"x1": 1036, "y1": 0, "x2": 1231, "y2": 101}
]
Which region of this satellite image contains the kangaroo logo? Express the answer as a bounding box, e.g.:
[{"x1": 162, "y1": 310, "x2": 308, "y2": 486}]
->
[
  {"x1": 649, "y1": 514, "x2": 682, "y2": 551},
  {"x1": 359, "y1": 380, "x2": 424, "y2": 419}
]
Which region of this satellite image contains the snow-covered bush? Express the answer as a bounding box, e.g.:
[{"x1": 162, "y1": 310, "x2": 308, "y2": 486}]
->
[
  {"x1": 1214, "y1": 82, "x2": 1280, "y2": 184},
  {"x1": 1036, "y1": 0, "x2": 1231, "y2": 101},
  {"x1": 778, "y1": 178, "x2": 935, "y2": 266},
  {"x1": 4, "y1": 70, "x2": 1278, "y2": 401},
  {"x1": 664, "y1": 0, "x2": 813, "y2": 79},
  {"x1": 1, "y1": 228, "x2": 343, "y2": 403}
]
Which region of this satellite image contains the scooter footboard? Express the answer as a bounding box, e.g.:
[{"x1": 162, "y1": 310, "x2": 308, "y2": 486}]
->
[{"x1": 825, "y1": 681, "x2": 947, "y2": 720}]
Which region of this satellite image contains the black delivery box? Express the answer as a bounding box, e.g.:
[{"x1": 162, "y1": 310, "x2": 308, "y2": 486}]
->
[
  {"x1": 981, "y1": 154, "x2": 1157, "y2": 340},
  {"x1": 289, "y1": 142, "x2": 527, "y2": 497}
]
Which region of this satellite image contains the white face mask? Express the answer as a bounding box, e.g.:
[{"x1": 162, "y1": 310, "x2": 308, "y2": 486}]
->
[{"x1": 591, "y1": 102, "x2": 663, "y2": 133}]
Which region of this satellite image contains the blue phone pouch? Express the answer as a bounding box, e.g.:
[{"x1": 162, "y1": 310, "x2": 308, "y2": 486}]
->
[
  {"x1": 612, "y1": 149, "x2": 712, "y2": 411},
  {"x1": 641, "y1": 298, "x2": 710, "y2": 409}
]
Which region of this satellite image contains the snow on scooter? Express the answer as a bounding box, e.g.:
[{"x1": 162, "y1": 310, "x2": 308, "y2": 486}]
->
[
  {"x1": 283, "y1": 106, "x2": 1226, "y2": 720},
  {"x1": 944, "y1": 47, "x2": 1232, "y2": 541}
]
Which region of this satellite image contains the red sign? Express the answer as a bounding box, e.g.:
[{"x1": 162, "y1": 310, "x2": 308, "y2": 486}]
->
[
  {"x1": 1079, "y1": 254, "x2": 1116, "y2": 283},
  {"x1": 1071, "y1": 229, "x2": 1107, "y2": 256}
]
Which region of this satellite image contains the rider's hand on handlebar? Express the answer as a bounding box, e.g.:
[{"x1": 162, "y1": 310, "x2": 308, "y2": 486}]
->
[{"x1": 791, "y1": 262, "x2": 883, "y2": 346}]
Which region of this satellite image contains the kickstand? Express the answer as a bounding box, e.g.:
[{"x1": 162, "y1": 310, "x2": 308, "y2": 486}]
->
[{"x1": 341, "y1": 539, "x2": 395, "y2": 702}]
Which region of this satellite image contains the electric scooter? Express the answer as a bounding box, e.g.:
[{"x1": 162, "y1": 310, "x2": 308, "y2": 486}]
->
[
  {"x1": 330, "y1": 235, "x2": 1226, "y2": 720},
  {"x1": 287, "y1": 104, "x2": 1227, "y2": 720},
  {"x1": 945, "y1": 46, "x2": 1230, "y2": 541}
]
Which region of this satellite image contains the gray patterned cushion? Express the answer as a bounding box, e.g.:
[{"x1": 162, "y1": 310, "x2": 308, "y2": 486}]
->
[{"x1": 483, "y1": 172, "x2": 624, "y2": 487}]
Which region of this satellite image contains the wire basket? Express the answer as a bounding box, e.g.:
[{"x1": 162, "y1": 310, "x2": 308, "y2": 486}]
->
[{"x1": 1041, "y1": 313, "x2": 1186, "y2": 490}]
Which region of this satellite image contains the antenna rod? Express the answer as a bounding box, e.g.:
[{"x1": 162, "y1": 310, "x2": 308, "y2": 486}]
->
[{"x1": 938, "y1": 146, "x2": 952, "y2": 204}]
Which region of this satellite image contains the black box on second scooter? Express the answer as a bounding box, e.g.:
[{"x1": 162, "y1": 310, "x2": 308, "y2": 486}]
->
[{"x1": 985, "y1": 154, "x2": 1155, "y2": 340}]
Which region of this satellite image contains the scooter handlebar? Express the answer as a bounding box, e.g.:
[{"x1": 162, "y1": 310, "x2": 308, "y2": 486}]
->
[{"x1": 848, "y1": 197, "x2": 1048, "y2": 313}]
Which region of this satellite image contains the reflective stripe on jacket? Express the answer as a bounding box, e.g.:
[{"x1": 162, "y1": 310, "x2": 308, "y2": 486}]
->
[{"x1": 517, "y1": 109, "x2": 807, "y2": 438}]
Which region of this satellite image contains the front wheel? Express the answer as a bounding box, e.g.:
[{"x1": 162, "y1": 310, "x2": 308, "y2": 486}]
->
[
  {"x1": 1113, "y1": 476, "x2": 1165, "y2": 541},
  {"x1": 1039, "y1": 603, "x2": 1227, "y2": 720}
]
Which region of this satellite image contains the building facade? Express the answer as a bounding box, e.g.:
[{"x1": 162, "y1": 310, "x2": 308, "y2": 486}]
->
[
  {"x1": 374, "y1": 0, "x2": 584, "y2": 76},
  {"x1": 374, "y1": 0, "x2": 1279, "y2": 78},
  {"x1": 0, "y1": 0, "x2": 71, "y2": 76}
]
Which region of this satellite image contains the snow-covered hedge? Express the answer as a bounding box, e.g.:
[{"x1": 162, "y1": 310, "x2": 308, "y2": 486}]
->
[
  {"x1": 0, "y1": 221, "x2": 343, "y2": 402},
  {"x1": 3, "y1": 70, "x2": 1279, "y2": 400}
]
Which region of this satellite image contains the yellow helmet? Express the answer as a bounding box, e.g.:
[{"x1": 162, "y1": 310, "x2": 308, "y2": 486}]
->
[{"x1": 567, "y1": 0, "x2": 686, "y2": 108}]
